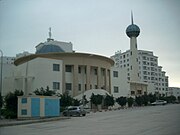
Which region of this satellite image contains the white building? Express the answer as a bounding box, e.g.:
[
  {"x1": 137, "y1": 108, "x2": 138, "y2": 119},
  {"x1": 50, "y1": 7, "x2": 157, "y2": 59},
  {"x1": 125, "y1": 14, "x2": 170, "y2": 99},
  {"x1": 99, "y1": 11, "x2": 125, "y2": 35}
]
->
[
  {"x1": 1, "y1": 56, "x2": 16, "y2": 96},
  {"x1": 110, "y1": 13, "x2": 148, "y2": 98},
  {"x1": 2, "y1": 32, "x2": 114, "y2": 97},
  {"x1": 111, "y1": 50, "x2": 169, "y2": 95},
  {"x1": 168, "y1": 87, "x2": 180, "y2": 98}
]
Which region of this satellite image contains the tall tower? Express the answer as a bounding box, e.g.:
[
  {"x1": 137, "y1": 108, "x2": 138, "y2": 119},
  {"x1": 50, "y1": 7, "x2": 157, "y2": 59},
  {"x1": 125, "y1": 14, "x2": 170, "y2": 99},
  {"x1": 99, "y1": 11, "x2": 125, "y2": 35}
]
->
[{"x1": 126, "y1": 12, "x2": 140, "y2": 82}]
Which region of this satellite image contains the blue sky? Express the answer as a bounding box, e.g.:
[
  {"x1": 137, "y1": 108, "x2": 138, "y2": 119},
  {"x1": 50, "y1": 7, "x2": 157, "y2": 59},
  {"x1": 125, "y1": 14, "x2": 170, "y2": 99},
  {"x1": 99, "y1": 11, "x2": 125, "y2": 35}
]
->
[{"x1": 0, "y1": 0, "x2": 180, "y2": 87}]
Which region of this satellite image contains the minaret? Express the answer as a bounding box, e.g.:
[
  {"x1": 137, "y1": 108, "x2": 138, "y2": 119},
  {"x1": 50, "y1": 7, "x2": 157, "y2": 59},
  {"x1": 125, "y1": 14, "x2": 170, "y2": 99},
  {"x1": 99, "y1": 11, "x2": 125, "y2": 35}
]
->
[{"x1": 126, "y1": 12, "x2": 140, "y2": 82}]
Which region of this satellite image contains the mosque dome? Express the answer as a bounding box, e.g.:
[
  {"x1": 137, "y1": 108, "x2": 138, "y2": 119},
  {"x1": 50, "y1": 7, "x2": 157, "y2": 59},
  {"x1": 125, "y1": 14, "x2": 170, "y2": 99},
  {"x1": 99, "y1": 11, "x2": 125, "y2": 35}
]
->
[
  {"x1": 36, "y1": 44, "x2": 65, "y2": 54},
  {"x1": 126, "y1": 24, "x2": 140, "y2": 38}
]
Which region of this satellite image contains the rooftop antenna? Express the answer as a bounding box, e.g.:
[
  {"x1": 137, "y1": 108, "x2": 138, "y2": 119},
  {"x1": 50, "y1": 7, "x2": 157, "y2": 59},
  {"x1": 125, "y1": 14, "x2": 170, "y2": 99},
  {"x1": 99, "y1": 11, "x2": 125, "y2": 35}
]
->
[
  {"x1": 131, "y1": 10, "x2": 134, "y2": 24},
  {"x1": 49, "y1": 27, "x2": 52, "y2": 39},
  {"x1": 47, "y1": 27, "x2": 54, "y2": 41}
]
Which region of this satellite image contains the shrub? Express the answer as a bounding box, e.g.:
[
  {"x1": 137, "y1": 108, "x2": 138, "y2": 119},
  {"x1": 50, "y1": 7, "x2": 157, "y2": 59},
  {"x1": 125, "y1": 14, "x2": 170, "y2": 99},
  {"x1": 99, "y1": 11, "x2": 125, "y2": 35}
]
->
[
  {"x1": 127, "y1": 97, "x2": 134, "y2": 107},
  {"x1": 116, "y1": 97, "x2": 127, "y2": 107},
  {"x1": 4, "y1": 90, "x2": 23, "y2": 119}
]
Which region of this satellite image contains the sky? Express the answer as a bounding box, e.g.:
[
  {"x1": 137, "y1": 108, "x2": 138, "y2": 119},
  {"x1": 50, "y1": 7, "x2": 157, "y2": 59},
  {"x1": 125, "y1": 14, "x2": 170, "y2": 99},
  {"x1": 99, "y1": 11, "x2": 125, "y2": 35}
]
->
[{"x1": 0, "y1": 0, "x2": 180, "y2": 87}]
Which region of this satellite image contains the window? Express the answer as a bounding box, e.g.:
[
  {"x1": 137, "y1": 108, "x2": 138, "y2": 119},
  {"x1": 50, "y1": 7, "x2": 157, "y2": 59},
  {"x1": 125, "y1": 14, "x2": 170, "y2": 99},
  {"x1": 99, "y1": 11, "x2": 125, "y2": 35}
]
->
[
  {"x1": 66, "y1": 83, "x2": 72, "y2": 90},
  {"x1": 21, "y1": 109, "x2": 27, "y2": 115},
  {"x1": 66, "y1": 65, "x2": 72, "y2": 72},
  {"x1": 114, "y1": 86, "x2": 119, "y2": 93},
  {"x1": 53, "y1": 64, "x2": 60, "y2": 71},
  {"x1": 113, "y1": 71, "x2": 118, "y2": 77},
  {"x1": 85, "y1": 84, "x2": 87, "y2": 90},
  {"x1": 78, "y1": 84, "x2": 81, "y2": 91},
  {"x1": 95, "y1": 85, "x2": 98, "y2": 89},
  {"x1": 21, "y1": 98, "x2": 27, "y2": 104},
  {"x1": 78, "y1": 66, "x2": 81, "y2": 73},
  {"x1": 94, "y1": 69, "x2": 97, "y2": 75},
  {"x1": 53, "y1": 82, "x2": 60, "y2": 90},
  {"x1": 137, "y1": 90, "x2": 142, "y2": 94},
  {"x1": 131, "y1": 91, "x2": 135, "y2": 95}
]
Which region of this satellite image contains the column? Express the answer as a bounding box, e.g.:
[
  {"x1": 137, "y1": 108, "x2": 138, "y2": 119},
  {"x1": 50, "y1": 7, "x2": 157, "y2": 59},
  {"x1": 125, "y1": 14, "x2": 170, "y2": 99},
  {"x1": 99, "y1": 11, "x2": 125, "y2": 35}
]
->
[
  {"x1": 86, "y1": 65, "x2": 91, "y2": 90},
  {"x1": 73, "y1": 64, "x2": 78, "y2": 96},
  {"x1": 104, "y1": 69, "x2": 107, "y2": 90},
  {"x1": 108, "y1": 70, "x2": 111, "y2": 94},
  {"x1": 97, "y1": 67, "x2": 101, "y2": 89}
]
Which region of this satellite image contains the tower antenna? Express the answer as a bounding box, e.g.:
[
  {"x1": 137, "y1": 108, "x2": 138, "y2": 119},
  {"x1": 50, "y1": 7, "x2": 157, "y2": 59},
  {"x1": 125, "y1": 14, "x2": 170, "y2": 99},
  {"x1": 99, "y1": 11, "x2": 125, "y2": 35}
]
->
[{"x1": 131, "y1": 11, "x2": 134, "y2": 24}]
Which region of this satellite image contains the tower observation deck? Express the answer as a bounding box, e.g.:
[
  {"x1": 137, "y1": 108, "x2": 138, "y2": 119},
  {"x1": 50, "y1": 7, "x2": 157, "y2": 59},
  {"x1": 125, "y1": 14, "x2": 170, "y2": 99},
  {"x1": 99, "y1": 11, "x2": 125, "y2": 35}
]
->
[{"x1": 126, "y1": 12, "x2": 140, "y2": 38}]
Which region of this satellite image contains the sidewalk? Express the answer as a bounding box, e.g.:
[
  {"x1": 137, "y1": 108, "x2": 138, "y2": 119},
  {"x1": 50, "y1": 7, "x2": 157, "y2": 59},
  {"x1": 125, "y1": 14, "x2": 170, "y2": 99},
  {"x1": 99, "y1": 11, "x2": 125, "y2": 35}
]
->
[{"x1": 0, "y1": 117, "x2": 70, "y2": 127}]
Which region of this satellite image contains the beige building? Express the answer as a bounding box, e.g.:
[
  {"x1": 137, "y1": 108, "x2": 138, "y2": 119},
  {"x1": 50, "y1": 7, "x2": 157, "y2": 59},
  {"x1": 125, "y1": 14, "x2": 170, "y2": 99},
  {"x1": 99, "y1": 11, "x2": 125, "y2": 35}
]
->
[{"x1": 11, "y1": 52, "x2": 114, "y2": 97}]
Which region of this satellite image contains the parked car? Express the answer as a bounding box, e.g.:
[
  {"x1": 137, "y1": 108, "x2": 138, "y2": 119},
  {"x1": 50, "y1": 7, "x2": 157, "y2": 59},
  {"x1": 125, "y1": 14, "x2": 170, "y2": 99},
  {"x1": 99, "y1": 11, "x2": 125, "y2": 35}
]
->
[
  {"x1": 62, "y1": 106, "x2": 86, "y2": 117},
  {"x1": 79, "y1": 105, "x2": 91, "y2": 113},
  {"x1": 151, "y1": 100, "x2": 167, "y2": 106}
]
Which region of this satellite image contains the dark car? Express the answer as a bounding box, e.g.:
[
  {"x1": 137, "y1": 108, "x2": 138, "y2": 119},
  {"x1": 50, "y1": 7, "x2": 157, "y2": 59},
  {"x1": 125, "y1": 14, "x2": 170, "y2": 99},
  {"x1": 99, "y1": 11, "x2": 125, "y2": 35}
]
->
[{"x1": 62, "y1": 106, "x2": 86, "y2": 117}]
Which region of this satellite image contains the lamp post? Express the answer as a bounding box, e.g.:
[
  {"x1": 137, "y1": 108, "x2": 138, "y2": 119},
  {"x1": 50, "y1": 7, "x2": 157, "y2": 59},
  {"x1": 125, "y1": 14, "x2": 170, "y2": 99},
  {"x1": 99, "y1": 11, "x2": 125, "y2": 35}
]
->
[
  {"x1": 0, "y1": 49, "x2": 3, "y2": 119},
  {"x1": 0, "y1": 49, "x2": 3, "y2": 95}
]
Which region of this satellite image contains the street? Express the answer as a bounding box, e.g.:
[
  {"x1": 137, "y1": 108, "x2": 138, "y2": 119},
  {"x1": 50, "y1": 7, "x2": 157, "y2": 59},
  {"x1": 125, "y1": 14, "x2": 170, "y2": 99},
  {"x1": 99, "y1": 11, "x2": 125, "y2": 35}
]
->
[{"x1": 0, "y1": 104, "x2": 180, "y2": 135}]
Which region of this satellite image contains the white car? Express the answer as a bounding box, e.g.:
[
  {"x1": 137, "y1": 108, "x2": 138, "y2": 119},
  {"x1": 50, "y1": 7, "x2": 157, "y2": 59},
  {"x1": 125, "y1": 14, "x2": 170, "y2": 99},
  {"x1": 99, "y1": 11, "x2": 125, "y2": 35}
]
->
[{"x1": 151, "y1": 100, "x2": 167, "y2": 105}]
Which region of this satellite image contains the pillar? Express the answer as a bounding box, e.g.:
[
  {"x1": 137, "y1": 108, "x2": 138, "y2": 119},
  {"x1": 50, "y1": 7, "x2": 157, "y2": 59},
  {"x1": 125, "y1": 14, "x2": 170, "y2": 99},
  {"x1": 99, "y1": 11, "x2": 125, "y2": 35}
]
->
[
  {"x1": 86, "y1": 65, "x2": 91, "y2": 90},
  {"x1": 73, "y1": 64, "x2": 78, "y2": 96}
]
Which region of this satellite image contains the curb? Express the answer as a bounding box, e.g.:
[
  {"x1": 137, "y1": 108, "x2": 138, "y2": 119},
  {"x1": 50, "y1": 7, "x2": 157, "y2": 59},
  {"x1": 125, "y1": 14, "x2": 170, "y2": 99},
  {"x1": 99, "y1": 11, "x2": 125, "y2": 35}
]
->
[{"x1": 0, "y1": 117, "x2": 70, "y2": 127}]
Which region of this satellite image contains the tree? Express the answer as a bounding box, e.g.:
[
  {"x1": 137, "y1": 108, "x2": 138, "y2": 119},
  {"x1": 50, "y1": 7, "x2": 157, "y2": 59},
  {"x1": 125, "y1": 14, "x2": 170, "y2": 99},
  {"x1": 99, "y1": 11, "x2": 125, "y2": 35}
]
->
[
  {"x1": 142, "y1": 94, "x2": 149, "y2": 106},
  {"x1": 0, "y1": 92, "x2": 3, "y2": 118},
  {"x1": 127, "y1": 97, "x2": 134, "y2": 107},
  {"x1": 34, "y1": 86, "x2": 55, "y2": 96},
  {"x1": 82, "y1": 95, "x2": 88, "y2": 105},
  {"x1": 4, "y1": 90, "x2": 23, "y2": 119},
  {"x1": 60, "y1": 93, "x2": 73, "y2": 108},
  {"x1": 90, "y1": 93, "x2": 103, "y2": 107},
  {"x1": 135, "y1": 96, "x2": 143, "y2": 106},
  {"x1": 178, "y1": 96, "x2": 180, "y2": 103},
  {"x1": 148, "y1": 93, "x2": 156, "y2": 103},
  {"x1": 72, "y1": 99, "x2": 80, "y2": 106},
  {"x1": 116, "y1": 96, "x2": 127, "y2": 107},
  {"x1": 0, "y1": 92, "x2": 3, "y2": 109},
  {"x1": 104, "y1": 94, "x2": 114, "y2": 108},
  {"x1": 166, "y1": 95, "x2": 176, "y2": 103}
]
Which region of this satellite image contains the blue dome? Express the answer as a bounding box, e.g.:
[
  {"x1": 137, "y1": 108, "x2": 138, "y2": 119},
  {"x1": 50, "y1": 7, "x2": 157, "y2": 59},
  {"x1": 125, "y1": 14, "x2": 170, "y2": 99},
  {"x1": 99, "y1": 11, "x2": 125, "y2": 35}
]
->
[
  {"x1": 36, "y1": 44, "x2": 65, "y2": 54},
  {"x1": 126, "y1": 24, "x2": 140, "y2": 38}
]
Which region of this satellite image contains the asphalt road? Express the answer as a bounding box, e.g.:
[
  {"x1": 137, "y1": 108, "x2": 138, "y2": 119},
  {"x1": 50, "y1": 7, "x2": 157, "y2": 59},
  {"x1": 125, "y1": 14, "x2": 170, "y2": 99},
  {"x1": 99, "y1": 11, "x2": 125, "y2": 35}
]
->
[{"x1": 0, "y1": 104, "x2": 180, "y2": 135}]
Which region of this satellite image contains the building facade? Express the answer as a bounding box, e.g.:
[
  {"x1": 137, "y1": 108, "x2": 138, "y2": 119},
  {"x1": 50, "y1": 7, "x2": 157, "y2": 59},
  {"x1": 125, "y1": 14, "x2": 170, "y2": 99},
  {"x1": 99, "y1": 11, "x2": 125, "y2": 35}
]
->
[
  {"x1": 111, "y1": 50, "x2": 169, "y2": 95},
  {"x1": 3, "y1": 52, "x2": 114, "y2": 97},
  {"x1": 168, "y1": 87, "x2": 180, "y2": 98},
  {"x1": 110, "y1": 12, "x2": 148, "y2": 98}
]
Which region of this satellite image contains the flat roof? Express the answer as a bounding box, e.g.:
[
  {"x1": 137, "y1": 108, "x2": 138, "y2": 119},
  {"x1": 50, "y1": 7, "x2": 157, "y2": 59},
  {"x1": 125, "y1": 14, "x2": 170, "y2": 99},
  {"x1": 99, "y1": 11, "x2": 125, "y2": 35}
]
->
[{"x1": 14, "y1": 52, "x2": 114, "y2": 66}]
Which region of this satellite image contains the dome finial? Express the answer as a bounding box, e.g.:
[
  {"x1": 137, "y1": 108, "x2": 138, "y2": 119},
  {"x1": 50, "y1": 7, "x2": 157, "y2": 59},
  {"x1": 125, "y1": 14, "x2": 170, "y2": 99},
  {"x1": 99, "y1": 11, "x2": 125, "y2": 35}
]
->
[
  {"x1": 49, "y1": 27, "x2": 52, "y2": 39},
  {"x1": 131, "y1": 10, "x2": 134, "y2": 24},
  {"x1": 47, "y1": 27, "x2": 54, "y2": 42}
]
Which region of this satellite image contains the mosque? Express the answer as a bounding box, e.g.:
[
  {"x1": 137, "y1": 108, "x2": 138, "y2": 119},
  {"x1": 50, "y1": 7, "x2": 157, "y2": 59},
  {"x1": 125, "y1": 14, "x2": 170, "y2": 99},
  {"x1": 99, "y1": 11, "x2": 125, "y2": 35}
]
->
[{"x1": 2, "y1": 13, "x2": 169, "y2": 99}]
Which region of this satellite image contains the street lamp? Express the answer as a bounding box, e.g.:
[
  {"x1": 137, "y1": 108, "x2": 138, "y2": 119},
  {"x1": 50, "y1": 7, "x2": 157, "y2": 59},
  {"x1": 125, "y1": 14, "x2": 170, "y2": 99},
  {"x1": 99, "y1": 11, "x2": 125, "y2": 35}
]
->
[
  {"x1": 0, "y1": 49, "x2": 3, "y2": 95},
  {"x1": 0, "y1": 49, "x2": 3, "y2": 119}
]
